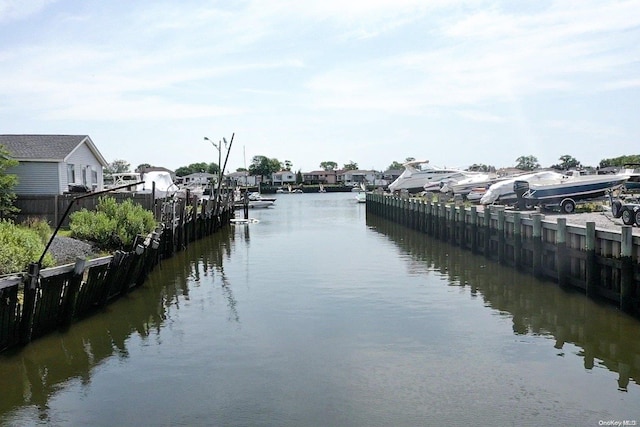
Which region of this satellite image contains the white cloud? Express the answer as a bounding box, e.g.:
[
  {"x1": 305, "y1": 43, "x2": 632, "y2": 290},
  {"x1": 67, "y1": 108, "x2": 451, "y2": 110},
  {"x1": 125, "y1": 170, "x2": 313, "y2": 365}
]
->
[{"x1": 0, "y1": 0, "x2": 54, "y2": 22}]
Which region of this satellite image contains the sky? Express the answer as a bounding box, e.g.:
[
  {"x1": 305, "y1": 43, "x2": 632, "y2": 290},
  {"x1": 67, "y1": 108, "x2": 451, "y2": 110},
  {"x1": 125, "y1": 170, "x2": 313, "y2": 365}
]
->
[{"x1": 1, "y1": 0, "x2": 639, "y2": 174}]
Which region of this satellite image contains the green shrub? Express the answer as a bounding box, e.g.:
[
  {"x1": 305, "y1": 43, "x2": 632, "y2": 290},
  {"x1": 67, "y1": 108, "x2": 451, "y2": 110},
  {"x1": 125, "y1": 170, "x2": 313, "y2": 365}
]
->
[
  {"x1": 0, "y1": 220, "x2": 55, "y2": 275},
  {"x1": 69, "y1": 197, "x2": 157, "y2": 250},
  {"x1": 20, "y1": 217, "x2": 52, "y2": 244}
]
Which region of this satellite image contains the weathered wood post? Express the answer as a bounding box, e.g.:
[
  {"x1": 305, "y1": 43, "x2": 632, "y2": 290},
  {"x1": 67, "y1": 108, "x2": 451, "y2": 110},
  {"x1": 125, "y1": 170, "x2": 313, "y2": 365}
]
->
[
  {"x1": 426, "y1": 200, "x2": 433, "y2": 235},
  {"x1": 433, "y1": 202, "x2": 440, "y2": 239},
  {"x1": 483, "y1": 206, "x2": 491, "y2": 257},
  {"x1": 410, "y1": 199, "x2": 416, "y2": 230},
  {"x1": 620, "y1": 226, "x2": 634, "y2": 313},
  {"x1": 497, "y1": 207, "x2": 506, "y2": 264},
  {"x1": 60, "y1": 257, "x2": 86, "y2": 329},
  {"x1": 470, "y1": 206, "x2": 478, "y2": 253},
  {"x1": 513, "y1": 212, "x2": 522, "y2": 269},
  {"x1": 191, "y1": 194, "x2": 198, "y2": 242},
  {"x1": 556, "y1": 218, "x2": 568, "y2": 288},
  {"x1": 585, "y1": 222, "x2": 597, "y2": 297},
  {"x1": 19, "y1": 262, "x2": 40, "y2": 345},
  {"x1": 449, "y1": 205, "x2": 457, "y2": 245},
  {"x1": 439, "y1": 202, "x2": 447, "y2": 241},
  {"x1": 418, "y1": 200, "x2": 425, "y2": 233},
  {"x1": 532, "y1": 214, "x2": 543, "y2": 278}
]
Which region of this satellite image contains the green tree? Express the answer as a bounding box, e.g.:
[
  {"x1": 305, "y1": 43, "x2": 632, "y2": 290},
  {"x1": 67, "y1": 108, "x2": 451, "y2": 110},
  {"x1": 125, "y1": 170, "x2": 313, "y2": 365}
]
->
[
  {"x1": 551, "y1": 155, "x2": 581, "y2": 171},
  {"x1": 0, "y1": 144, "x2": 19, "y2": 219},
  {"x1": 515, "y1": 155, "x2": 540, "y2": 171},
  {"x1": 387, "y1": 161, "x2": 404, "y2": 170},
  {"x1": 319, "y1": 161, "x2": 338, "y2": 171},
  {"x1": 343, "y1": 161, "x2": 358, "y2": 171},
  {"x1": 175, "y1": 162, "x2": 219, "y2": 176},
  {"x1": 105, "y1": 159, "x2": 131, "y2": 175},
  {"x1": 248, "y1": 156, "x2": 282, "y2": 182},
  {"x1": 599, "y1": 154, "x2": 640, "y2": 168},
  {"x1": 296, "y1": 170, "x2": 303, "y2": 184},
  {"x1": 468, "y1": 163, "x2": 494, "y2": 172},
  {"x1": 284, "y1": 160, "x2": 293, "y2": 171},
  {"x1": 135, "y1": 163, "x2": 152, "y2": 173}
]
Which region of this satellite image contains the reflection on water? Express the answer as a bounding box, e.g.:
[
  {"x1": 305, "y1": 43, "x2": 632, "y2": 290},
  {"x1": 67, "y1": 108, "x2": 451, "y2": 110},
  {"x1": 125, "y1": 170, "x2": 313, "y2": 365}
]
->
[
  {"x1": 1, "y1": 193, "x2": 639, "y2": 425},
  {"x1": 366, "y1": 215, "x2": 640, "y2": 392},
  {"x1": 0, "y1": 227, "x2": 240, "y2": 422}
]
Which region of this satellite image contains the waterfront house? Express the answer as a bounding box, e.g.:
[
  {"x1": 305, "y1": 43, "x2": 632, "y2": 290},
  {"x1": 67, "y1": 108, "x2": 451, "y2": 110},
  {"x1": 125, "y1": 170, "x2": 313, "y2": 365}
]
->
[
  {"x1": 303, "y1": 170, "x2": 337, "y2": 185},
  {"x1": 0, "y1": 134, "x2": 108, "y2": 195},
  {"x1": 342, "y1": 169, "x2": 378, "y2": 186},
  {"x1": 178, "y1": 172, "x2": 215, "y2": 186},
  {"x1": 272, "y1": 170, "x2": 296, "y2": 186},
  {"x1": 227, "y1": 171, "x2": 258, "y2": 187}
]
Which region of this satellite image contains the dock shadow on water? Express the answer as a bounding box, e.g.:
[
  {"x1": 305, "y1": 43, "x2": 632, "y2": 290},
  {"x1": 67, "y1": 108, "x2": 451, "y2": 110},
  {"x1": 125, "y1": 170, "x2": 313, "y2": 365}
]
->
[
  {"x1": 366, "y1": 215, "x2": 640, "y2": 392},
  {"x1": 1, "y1": 192, "x2": 640, "y2": 426}
]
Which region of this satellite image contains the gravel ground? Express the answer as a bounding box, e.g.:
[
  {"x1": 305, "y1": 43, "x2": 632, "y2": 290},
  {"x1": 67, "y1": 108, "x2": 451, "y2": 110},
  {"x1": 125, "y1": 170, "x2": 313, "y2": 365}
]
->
[
  {"x1": 543, "y1": 209, "x2": 640, "y2": 235},
  {"x1": 47, "y1": 236, "x2": 103, "y2": 265},
  {"x1": 481, "y1": 205, "x2": 640, "y2": 235}
]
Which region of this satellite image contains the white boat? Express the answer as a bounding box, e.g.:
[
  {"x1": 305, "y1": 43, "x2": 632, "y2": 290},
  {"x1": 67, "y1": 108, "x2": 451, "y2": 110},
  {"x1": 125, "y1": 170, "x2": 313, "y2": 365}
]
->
[
  {"x1": 441, "y1": 173, "x2": 500, "y2": 196},
  {"x1": 423, "y1": 170, "x2": 482, "y2": 193},
  {"x1": 234, "y1": 191, "x2": 275, "y2": 209},
  {"x1": 355, "y1": 183, "x2": 367, "y2": 203},
  {"x1": 388, "y1": 160, "x2": 468, "y2": 194},
  {"x1": 247, "y1": 191, "x2": 276, "y2": 202},
  {"x1": 104, "y1": 172, "x2": 144, "y2": 192},
  {"x1": 466, "y1": 187, "x2": 487, "y2": 203},
  {"x1": 140, "y1": 171, "x2": 180, "y2": 199},
  {"x1": 480, "y1": 171, "x2": 566, "y2": 205},
  {"x1": 175, "y1": 182, "x2": 206, "y2": 200},
  {"x1": 515, "y1": 172, "x2": 630, "y2": 213},
  {"x1": 319, "y1": 183, "x2": 326, "y2": 193}
]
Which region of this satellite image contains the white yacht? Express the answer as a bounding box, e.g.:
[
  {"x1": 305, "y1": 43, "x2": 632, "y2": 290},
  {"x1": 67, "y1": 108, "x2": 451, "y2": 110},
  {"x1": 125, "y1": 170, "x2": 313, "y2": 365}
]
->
[{"x1": 388, "y1": 160, "x2": 468, "y2": 194}]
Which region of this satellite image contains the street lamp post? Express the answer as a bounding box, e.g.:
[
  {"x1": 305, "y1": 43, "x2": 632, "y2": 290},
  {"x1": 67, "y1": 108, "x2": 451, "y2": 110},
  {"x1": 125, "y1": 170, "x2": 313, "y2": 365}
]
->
[{"x1": 204, "y1": 137, "x2": 222, "y2": 215}]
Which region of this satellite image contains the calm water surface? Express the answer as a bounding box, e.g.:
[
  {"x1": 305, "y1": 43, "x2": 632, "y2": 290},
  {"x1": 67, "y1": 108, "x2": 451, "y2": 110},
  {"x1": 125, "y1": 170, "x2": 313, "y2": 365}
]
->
[{"x1": 1, "y1": 192, "x2": 640, "y2": 426}]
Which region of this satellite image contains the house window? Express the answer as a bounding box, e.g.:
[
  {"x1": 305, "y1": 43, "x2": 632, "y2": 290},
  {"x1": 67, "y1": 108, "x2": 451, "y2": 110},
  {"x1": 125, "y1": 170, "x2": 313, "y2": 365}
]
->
[
  {"x1": 82, "y1": 166, "x2": 88, "y2": 185},
  {"x1": 91, "y1": 167, "x2": 98, "y2": 185},
  {"x1": 67, "y1": 164, "x2": 75, "y2": 183}
]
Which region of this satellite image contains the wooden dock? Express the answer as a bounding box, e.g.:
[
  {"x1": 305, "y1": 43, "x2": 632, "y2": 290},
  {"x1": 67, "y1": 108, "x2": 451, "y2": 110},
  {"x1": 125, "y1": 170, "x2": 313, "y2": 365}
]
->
[
  {"x1": 0, "y1": 194, "x2": 235, "y2": 354},
  {"x1": 365, "y1": 193, "x2": 640, "y2": 315}
]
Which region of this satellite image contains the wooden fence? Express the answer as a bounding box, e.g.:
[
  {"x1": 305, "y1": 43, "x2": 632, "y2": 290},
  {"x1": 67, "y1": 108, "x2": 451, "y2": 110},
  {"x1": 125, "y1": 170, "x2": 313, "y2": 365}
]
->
[
  {"x1": 13, "y1": 193, "x2": 156, "y2": 227},
  {"x1": 366, "y1": 193, "x2": 640, "y2": 315},
  {"x1": 0, "y1": 194, "x2": 234, "y2": 354}
]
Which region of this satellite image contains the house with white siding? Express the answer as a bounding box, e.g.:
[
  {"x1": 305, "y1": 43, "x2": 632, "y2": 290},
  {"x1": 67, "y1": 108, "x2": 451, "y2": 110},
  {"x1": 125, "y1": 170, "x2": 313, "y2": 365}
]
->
[
  {"x1": 0, "y1": 134, "x2": 109, "y2": 195},
  {"x1": 271, "y1": 170, "x2": 296, "y2": 186}
]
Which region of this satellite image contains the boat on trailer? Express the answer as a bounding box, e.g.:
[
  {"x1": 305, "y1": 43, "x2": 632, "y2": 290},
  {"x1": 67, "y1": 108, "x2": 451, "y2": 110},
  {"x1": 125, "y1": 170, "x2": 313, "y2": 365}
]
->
[
  {"x1": 514, "y1": 172, "x2": 630, "y2": 213},
  {"x1": 388, "y1": 160, "x2": 469, "y2": 194}
]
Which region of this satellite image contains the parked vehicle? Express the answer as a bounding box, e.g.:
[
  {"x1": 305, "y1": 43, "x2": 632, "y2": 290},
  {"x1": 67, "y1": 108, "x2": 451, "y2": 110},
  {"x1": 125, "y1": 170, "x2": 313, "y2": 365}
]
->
[{"x1": 611, "y1": 198, "x2": 640, "y2": 226}]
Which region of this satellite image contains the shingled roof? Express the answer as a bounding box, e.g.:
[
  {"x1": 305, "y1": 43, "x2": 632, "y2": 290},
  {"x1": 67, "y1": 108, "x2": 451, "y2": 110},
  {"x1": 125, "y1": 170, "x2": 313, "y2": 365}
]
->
[{"x1": 0, "y1": 134, "x2": 108, "y2": 166}]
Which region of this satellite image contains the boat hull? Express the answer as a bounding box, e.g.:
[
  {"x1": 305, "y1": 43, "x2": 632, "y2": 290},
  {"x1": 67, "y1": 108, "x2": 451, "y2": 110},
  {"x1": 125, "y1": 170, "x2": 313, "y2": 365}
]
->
[{"x1": 520, "y1": 176, "x2": 628, "y2": 205}]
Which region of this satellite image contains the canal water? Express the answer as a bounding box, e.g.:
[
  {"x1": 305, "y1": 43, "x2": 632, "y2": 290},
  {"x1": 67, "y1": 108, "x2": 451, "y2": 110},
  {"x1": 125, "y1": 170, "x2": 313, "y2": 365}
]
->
[{"x1": 1, "y1": 192, "x2": 639, "y2": 426}]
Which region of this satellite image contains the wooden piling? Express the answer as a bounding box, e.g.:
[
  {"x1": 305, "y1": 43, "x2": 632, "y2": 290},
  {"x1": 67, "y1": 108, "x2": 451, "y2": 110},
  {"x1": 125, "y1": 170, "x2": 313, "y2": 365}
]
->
[
  {"x1": 556, "y1": 218, "x2": 568, "y2": 288},
  {"x1": 470, "y1": 206, "x2": 478, "y2": 253},
  {"x1": 532, "y1": 214, "x2": 543, "y2": 278},
  {"x1": 497, "y1": 207, "x2": 505, "y2": 264},
  {"x1": 620, "y1": 226, "x2": 634, "y2": 313},
  {"x1": 513, "y1": 212, "x2": 522, "y2": 269},
  {"x1": 483, "y1": 206, "x2": 491, "y2": 257},
  {"x1": 19, "y1": 262, "x2": 40, "y2": 345},
  {"x1": 60, "y1": 257, "x2": 86, "y2": 330},
  {"x1": 585, "y1": 222, "x2": 597, "y2": 297}
]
